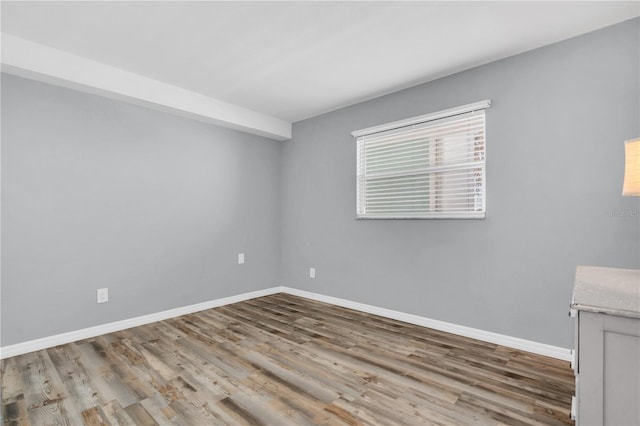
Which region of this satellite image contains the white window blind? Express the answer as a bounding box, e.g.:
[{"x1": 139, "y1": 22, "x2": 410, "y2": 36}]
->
[{"x1": 354, "y1": 101, "x2": 489, "y2": 219}]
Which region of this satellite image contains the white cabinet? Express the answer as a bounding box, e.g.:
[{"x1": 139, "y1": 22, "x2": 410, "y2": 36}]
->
[{"x1": 571, "y1": 266, "x2": 640, "y2": 426}]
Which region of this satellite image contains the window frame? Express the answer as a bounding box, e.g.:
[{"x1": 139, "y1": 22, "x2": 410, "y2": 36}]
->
[{"x1": 352, "y1": 100, "x2": 490, "y2": 220}]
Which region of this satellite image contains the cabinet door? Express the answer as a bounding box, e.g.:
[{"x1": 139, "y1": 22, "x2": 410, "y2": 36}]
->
[
  {"x1": 602, "y1": 314, "x2": 640, "y2": 425},
  {"x1": 578, "y1": 311, "x2": 640, "y2": 425}
]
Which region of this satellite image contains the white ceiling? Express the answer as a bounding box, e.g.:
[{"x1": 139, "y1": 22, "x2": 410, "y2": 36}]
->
[{"x1": 2, "y1": 1, "x2": 639, "y2": 123}]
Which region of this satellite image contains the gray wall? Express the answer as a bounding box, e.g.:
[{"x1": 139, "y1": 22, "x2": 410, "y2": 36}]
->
[
  {"x1": 2, "y1": 19, "x2": 638, "y2": 350},
  {"x1": 1, "y1": 74, "x2": 282, "y2": 346},
  {"x1": 280, "y1": 18, "x2": 640, "y2": 348}
]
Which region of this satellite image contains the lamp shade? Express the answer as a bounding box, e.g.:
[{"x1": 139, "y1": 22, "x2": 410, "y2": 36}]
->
[{"x1": 622, "y1": 138, "x2": 640, "y2": 196}]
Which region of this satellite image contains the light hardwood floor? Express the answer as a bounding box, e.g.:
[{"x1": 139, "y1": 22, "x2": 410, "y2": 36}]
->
[{"x1": 1, "y1": 293, "x2": 575, "y2": 425}]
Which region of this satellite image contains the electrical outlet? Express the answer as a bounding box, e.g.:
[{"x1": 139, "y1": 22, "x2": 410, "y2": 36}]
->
[
  {"x1": 309, "y1": 267, "x2": 316, "y2": 279},
  {"x1": 97, "y1": 288, "x2": 109, "y2": 304},
  {"x1": 238, "y1": 253, "x2": 245, "y2": 264}
]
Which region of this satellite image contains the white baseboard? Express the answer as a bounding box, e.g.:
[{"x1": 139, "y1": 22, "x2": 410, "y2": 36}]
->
[
  {"x1": 1, "y1": 285, "x2": 571, "y2": 362},
  {"x1": 279, "y1": 287, "x2": 572, "y2": 362},
  {"x1": 0, "y1": 287, "x2": 284, "y2": 359}
]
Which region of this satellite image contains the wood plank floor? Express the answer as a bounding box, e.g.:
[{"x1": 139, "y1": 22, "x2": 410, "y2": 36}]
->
[{"x1": 1, "y1": 293, "x2": 575, "y2": 425}]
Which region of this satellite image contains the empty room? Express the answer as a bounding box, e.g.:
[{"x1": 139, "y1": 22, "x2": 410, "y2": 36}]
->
[{"x1": 1, "y1": 1, "x2": 639, "y2": 425}]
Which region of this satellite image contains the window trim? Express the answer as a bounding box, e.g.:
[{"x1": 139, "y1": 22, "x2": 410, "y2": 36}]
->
[
  {"x1": 353, "y1": 100, "x2": 490, "y2": 220},
  {"x1": 351, "y1": 100, "x2": 490, "y2": 139}
]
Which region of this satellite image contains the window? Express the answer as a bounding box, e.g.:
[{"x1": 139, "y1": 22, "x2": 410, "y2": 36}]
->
[{"x1": 352, "y1": 100, "x2": 490, "y2": 219}]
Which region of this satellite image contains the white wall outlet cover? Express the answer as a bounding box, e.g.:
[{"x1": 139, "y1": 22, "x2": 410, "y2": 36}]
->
[
  {"x1": 309, "y1": 268, "x2": 316, "y2": 278},
  {"x1": 238, "y1": 253, "x2": 245, "y2": 264},
  {"x1": 97, "y1": 288, "x2": 109, "y2": 304}
]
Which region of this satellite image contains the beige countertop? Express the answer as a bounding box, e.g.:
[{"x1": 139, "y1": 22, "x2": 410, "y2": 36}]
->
[{"x1": 571, "y1": 266, "x2": 640, "y2": 318}]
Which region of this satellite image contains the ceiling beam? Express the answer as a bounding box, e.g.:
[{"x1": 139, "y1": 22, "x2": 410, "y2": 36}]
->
[{"x1": 1, "y1": 34, "x2": 292, "y2": 141}]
